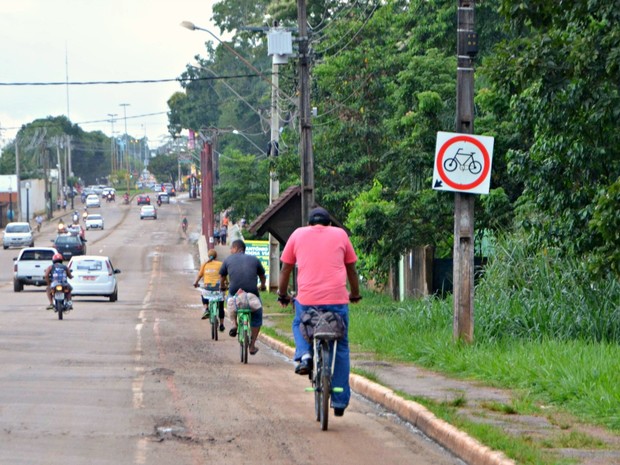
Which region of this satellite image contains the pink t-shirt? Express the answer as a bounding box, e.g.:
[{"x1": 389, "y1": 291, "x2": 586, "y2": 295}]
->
[{"x1": 280, "y1": 225, "x2": 357, "y2": 305}]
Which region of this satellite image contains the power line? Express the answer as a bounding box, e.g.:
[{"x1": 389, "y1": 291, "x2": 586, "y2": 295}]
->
[{"x1": 0, "y1": 73, "x2": 267, "y2": 87}]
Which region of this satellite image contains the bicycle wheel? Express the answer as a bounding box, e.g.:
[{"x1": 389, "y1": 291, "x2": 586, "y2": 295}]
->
[
  {"x1": 443, "y1": 157, "x2": 458, "y2": 172},
  {"x1": 242, "y1": 326, "x2": 250, "y2": 364},
  {"x1": 469, "y1": 160, "x2": 482, "y2": 174},
  {"x1": 320, "y1": 342, "x2": 331, "y2": 431},
  {"x1": 211, "y1": 316, "x2": 217, "y2": 340},
  {"x1": 314, "y1": 350, "x2": 322, "y2": 422}
]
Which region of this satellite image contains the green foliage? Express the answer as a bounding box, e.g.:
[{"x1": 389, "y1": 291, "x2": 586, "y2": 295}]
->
[
  {"x1": 475, "y1": 233, "x2": 620, "y2": 344},
  {"x1": 484, "y1": 0, "x2": 620, "y2": 274},
  {"x1": 148, "y1": 153, "x2": 180, "y2": 184},
  {"x1": 588, "y1": 177, "x2": 620, "y2": 277},
  {"x1": 214, "y1": 148, "x2": 270, "y2": 221}
]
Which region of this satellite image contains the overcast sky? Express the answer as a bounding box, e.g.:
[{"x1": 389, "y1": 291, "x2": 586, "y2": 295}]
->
[{"x1": 0, "y1": 0, "x2": 220, "y2": 147}]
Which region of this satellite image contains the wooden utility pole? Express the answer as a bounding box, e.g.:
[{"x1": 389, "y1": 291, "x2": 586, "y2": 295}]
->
[
  {"x1": 453, "y1": 1, "x2": 477, "y2": 342},
  {"x1": 297, "y1": 0, "x2": 314, "y2": 225},
  {"x1": 201, "y1": 138, "x2": 214, "y2": 246}
]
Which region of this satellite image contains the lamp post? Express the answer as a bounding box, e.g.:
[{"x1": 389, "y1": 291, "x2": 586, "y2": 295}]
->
[
  {"x1": 25, "y1": 182, "x2": 30, "y2": 223},
  {"x1": 232, "y1": 130, "x2": 268, "y2": 156},
  {"x1": 7, "y1": 186, "x2": 14, "y2": 222}
]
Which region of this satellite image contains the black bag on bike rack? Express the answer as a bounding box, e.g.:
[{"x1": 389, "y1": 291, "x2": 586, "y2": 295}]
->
[{"x1": 300, "y1": 308, "x2": 346, "y2": 342}]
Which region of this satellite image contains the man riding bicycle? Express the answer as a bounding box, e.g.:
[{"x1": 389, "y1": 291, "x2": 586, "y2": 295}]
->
[
  {"x1": 181, "y1": 216, "x2": 188, "y2": 233},
  {"x1": 220, "y1": 240, "x2": 267, "y2": 355},
  {"x1": 278, "y1": 207, "x2": 361, "y2": 418}
]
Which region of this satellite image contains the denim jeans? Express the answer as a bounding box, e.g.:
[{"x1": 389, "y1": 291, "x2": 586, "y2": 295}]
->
[{"x1": 292, "y1": 301, "x2": 350, "y2": 409}]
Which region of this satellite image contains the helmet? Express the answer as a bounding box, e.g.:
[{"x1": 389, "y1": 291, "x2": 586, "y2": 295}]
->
[
  {"x1": 207, "y1": 249, "x2": 217, "y2": 260},
  {"x1": 52, "y1": 253, "x2": 64, "y2": 263}
]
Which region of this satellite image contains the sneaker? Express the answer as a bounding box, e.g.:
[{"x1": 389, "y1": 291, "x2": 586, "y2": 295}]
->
[
  {"x1": 201, "y1": 311, "x2": 209, "y2": 320},
  {"x1": 219, "y1": 324, "x2": 225, "y2": 332},
  {"x1": 334, "y1": 407, "x2": 345, "y2": 417},
  {"x1": 294, "y1": 359, "x2": 311, "y2": 375},
  {"x1": 229, "y1": 327, "x2": 237, "y2": 337},
  {"x1": 67, "y1": 301, "x2": 73, "y2": 310},
  {"x1": 46, "y1": 304, "x2": 54, "y2": 310}
]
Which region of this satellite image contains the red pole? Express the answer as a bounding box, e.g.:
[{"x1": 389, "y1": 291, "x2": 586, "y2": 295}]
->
[{"x1": 201, "y1": 140, "x2": 214, "y2": 246}]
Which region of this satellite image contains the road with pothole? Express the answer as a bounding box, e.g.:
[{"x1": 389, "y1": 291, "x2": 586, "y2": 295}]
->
[{"x1": 0, "y1": 194, "x2": 463, "y2": 465}]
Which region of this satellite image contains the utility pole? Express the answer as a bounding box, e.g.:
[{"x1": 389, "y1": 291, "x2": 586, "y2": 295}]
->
[
  {"x1": 108, "y1": 114, "x2": 117, "y2": 172},
  {"x1": 200, "y1": 136, "x2": 214, "y2": 246},
  {"x1": 15, "y1": 138, "x2": 21, "y2": 221},
  {"x1": 453, "y1": 1, "x2": 477, "y2": 343},
  {"x1": 297, "y1": 0, "x2": 314, "y2": 225},
  {"x1": 120, "y1": 103, "x2": 130, "y2": 192}
]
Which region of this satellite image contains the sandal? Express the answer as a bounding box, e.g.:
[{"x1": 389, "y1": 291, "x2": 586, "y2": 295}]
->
[
  {"x1": 229, "y1": 327, "x2": 237, "y2": 337},
  {"x1": 250, "y1": 347, "x2": 259, "y2": 355}
]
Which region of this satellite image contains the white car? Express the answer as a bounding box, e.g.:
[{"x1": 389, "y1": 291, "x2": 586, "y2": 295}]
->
[
  {"x1": 68, "y1": 255, "x2": 120, "y2": 302},
  {"x1": 3, "y1": 222, "x2": 34, "y2": 249},
  {"x1": 140, "y1": 205, "x2": 157, "y2": 220},
  {"x1": 85, "y1": 194, "x2": 101, "y2": 208},
  {"x1": 85, "y1": 214, "x2": 104, "y2": 230}
]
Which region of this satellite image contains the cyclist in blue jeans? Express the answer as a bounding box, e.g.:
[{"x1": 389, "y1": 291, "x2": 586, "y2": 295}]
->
[{"x1": 277, "y1": 207, "x2": 362, "y2": 417}]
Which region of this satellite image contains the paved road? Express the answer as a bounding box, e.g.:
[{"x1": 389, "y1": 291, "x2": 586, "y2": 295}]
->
[{"x1": 0, "y1": 194, "x2": 462, "y2": 465}]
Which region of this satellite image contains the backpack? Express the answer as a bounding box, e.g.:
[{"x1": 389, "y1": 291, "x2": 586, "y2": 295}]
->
[
  {"x1": 51, "y1": 264, "x2": 68, "y2": 284},
  {"x1": 299, "y1": 308, "x2": 346, "y2": 342}
]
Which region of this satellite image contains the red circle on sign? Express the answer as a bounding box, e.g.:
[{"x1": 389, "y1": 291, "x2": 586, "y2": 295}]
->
[{"x1": 436, "y1": 135, "x2": 490, "y2": 190}]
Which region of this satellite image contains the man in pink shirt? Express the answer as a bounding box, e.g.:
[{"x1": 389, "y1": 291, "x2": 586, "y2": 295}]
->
[{"x1": 278, "y1": 207, "x2": 361, "y2": 417}]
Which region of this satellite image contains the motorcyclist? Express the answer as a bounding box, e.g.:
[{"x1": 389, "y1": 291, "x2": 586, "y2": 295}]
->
[
  {"x1": 44, "y1": 253, "x2": 74, "y2": 310},
  {"x1": 157, "y1": 196, "x2": 162, "y2": 207},
  {"x1": 123, "y1": 192, "x2": 130, "y2": 204}
]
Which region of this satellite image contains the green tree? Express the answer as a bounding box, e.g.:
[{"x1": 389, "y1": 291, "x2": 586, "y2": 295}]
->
[
  {"x1": 483, "y1": 0, "x2": 620, "y2": 275},
  {"x1": 214, "y1": 148, "x2": 270, "y2": 222}
]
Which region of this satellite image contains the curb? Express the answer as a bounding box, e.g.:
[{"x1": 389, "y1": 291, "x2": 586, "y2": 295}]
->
[{"x1": 257, "y1": 332, "x2": 515, "y2": 465}]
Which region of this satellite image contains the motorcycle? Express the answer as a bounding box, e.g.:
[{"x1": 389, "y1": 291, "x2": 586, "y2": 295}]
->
[
  {"x1": 53, "y1": 284, "x2": 71, "y2": 320},
  {"x1": 122, "y1": 194, "x2": 130, "y2": 205}
]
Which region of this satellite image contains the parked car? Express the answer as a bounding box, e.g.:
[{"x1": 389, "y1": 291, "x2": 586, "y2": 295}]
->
[
  {"x1": 52, "y1": 234, "x2": 87, "y2": 259},
  {"x1": 157, "y1": 193, "x2": 170, "y2": 204},
  {"x1": 86, "y1": 194, "x2": 101, "y2": 208},
  {"x1": 68, "y1": 255, "x2": 120, "y2": 302},
  {"x1": 140, "y1": 205, "x2": 157, "y2": 220},
  {"x1": 12, "y1": 246, "x2": 57, "y2": 292},
  {"x1": 3, "y1": 222, "x2": 34, "y2": 249},
  {"x1": 85, "y1": 214, "x2": 104, "y2": 230},
  {"x1": 136, "y1": 194, "x2": 151, "y2": 205}
]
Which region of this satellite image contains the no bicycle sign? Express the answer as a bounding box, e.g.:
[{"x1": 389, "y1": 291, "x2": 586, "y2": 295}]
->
[{"x1": 432, "y1": 131, "x2": 494, "y2": 194}]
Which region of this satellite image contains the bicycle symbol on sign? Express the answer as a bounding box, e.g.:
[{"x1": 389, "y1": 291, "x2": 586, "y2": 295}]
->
[{"x1": 443, "y1": 148, "x2": 483, "y2": 175}]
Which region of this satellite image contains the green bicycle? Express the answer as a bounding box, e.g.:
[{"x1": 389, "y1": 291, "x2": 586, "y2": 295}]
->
[
  {"x1": 200, "y1": 286, "x2": 224, "y2": 341},
  {"x1": 236, "y1": 308, "x2": 252, "y2": 364}
]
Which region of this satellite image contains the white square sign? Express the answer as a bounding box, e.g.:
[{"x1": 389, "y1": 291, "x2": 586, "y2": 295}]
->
[{"x1": 432, "y1": 131, "x2": 494, "y2": 194}]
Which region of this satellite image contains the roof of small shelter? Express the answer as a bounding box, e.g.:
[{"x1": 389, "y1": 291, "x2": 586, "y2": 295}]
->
[{"x1": 248, "y1": 185, "x2": 345, "y2": 244}]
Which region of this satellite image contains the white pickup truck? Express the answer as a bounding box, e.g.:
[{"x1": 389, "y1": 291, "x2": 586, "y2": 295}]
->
[{"x1": 13, "y1": 247, "x2": 57, "y2": 292}]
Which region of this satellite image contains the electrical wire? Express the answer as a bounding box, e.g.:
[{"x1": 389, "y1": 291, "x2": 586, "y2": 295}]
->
[{"x1": 0, "y1": 73, "x2": 268, "y2": 87}]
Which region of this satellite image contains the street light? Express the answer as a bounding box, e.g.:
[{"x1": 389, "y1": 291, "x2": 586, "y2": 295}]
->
[
  {"x1": 25, "y1": 182, "x2": 30, "y2": 223},
  {"x1": 7, "y1": 186, "x2": 13, "y2": 222},
  {"x1": 180, "y1": 21, "x2": 296, "y2": 106},
  {"x1": 232, "y1": 130, "x2": 267, "y2": 156}
]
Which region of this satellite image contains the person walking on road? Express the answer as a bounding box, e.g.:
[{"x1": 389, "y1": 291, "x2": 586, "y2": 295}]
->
[
  {"x1": 220, "y1": 240, "x2": 267, "y2": 355},
  {"x1": 277, "y1": 206, "x2": 362, "y2": 418}
]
